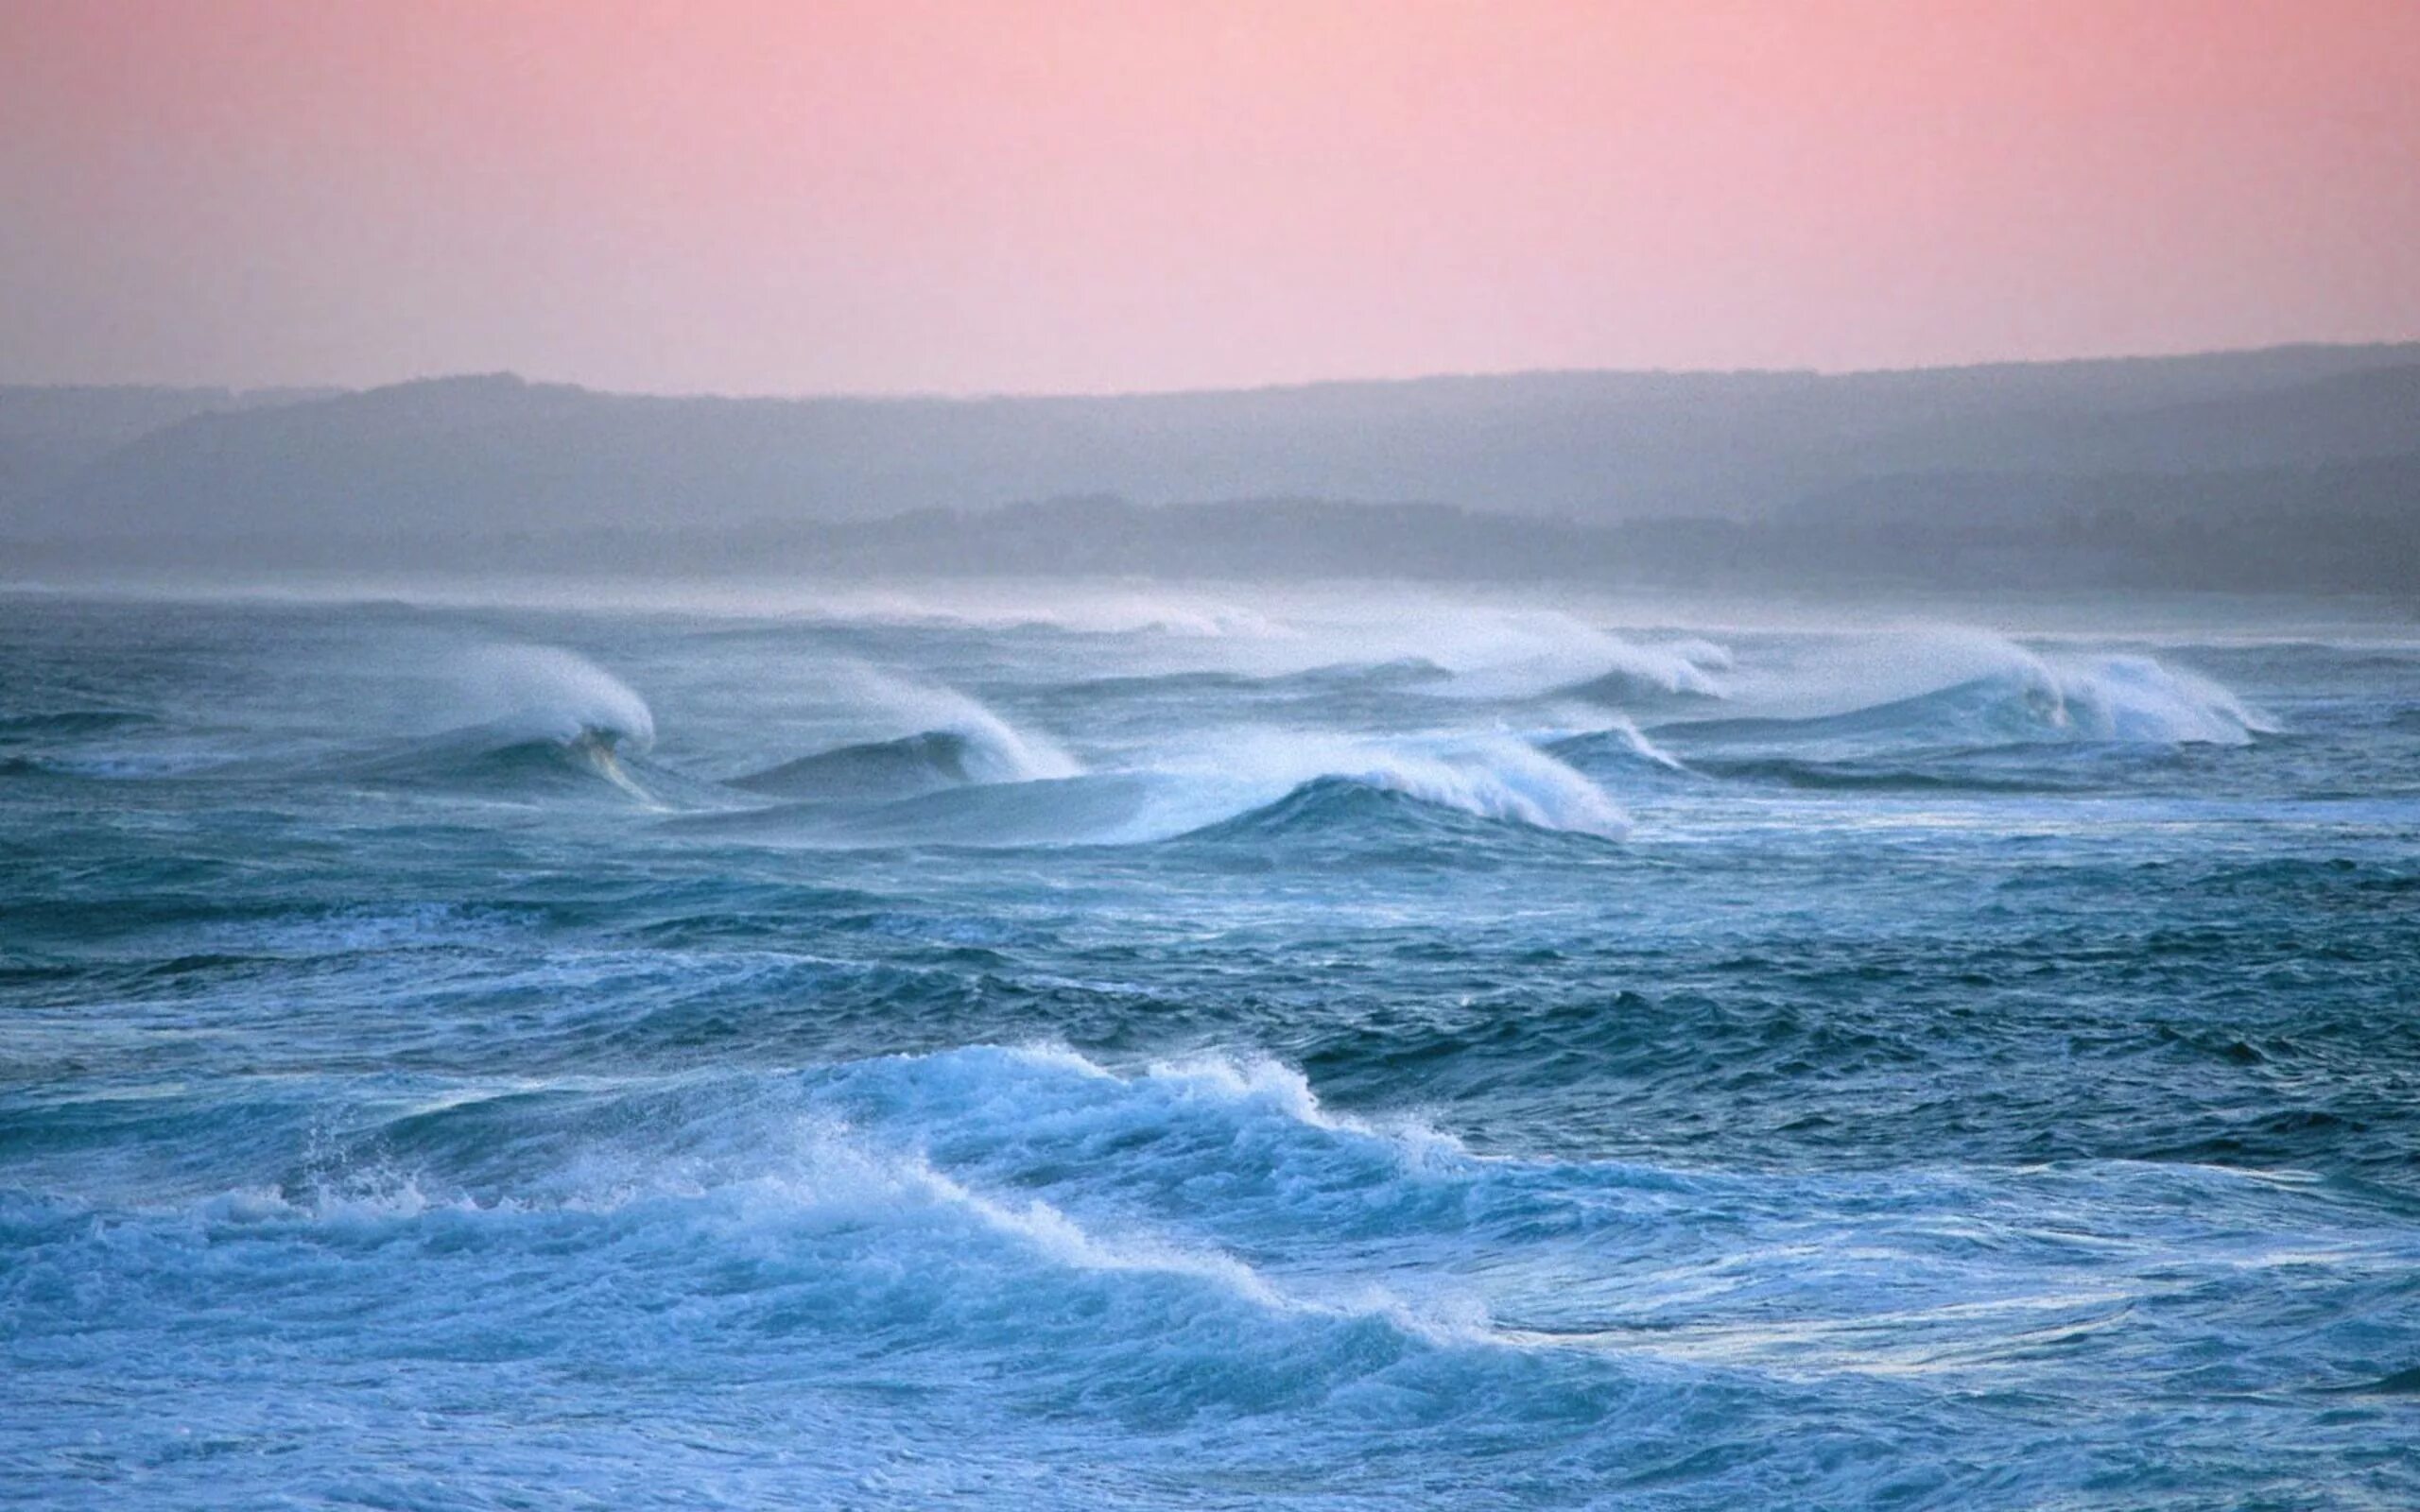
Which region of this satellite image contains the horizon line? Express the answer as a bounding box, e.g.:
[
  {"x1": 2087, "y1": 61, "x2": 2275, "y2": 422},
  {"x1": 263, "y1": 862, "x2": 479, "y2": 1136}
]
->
[{"x1": 7, "y1": 335, "x2": 2419, "y2": 407}]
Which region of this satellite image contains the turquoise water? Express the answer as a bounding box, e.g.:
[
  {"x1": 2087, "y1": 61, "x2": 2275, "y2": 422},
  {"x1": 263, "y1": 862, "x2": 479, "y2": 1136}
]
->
[{"x1": 5, "y1": 585, "x2": 2417, "y2": 1508}]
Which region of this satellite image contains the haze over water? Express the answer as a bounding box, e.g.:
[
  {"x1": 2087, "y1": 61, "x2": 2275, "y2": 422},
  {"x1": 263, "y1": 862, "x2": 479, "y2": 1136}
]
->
[
  {"x1": 7, "y1": 0, "x2": 2419, "y2": 1504},
  {"x1": 6, "y1": 580, "x2": 2417, "y2": 1507}
]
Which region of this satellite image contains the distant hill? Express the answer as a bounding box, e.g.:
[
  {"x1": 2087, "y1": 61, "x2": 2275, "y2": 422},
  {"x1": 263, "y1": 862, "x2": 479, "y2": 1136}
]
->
[
  {"x1": 3, "y1": 346, "x2": 2415, "y2": 592},
  {"x1": 0, "y1": 384, "x2": 337, "y2": 519}
]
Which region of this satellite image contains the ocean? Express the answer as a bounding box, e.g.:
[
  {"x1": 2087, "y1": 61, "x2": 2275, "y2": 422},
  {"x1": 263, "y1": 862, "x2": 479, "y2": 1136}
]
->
[{"x1": 4, "y1": 580, "x2": 2416, "y2": 1508}]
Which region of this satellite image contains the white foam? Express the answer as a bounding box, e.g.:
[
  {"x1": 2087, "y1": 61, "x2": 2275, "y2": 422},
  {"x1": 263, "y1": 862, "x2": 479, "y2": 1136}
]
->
[{"x1": 2044, "y1": 653, "x2": 2273, "y2": 745}]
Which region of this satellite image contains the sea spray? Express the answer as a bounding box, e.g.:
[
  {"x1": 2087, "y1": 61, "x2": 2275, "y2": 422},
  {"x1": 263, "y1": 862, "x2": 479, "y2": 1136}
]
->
[
  {"x1": 449, "y1": 643, "x2": 658, "y2": 750},
  {"x1": 1132, "y1": 728, "x2": 1633, "y2": 840},
  {"x1": 1682, "y1": 629, "x2": 2273, "y2": 750},
  {"x1": 834, "y1": 665, "x2": 1080, "y2": 782}
]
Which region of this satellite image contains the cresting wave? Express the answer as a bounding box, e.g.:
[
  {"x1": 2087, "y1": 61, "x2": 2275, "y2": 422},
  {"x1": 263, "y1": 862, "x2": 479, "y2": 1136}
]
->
[
  {"x1": 728, "y1": 676, "x2": 1079, "y2": 802},
  {"x1": 325, "y1": 643, "x2": 670, "y2": 803},
  {"x1": 37, "y1": 625, "x2": 2274, "y2": 833},
  {"x1": 1655, "y1": 633, "x2": 2274, "y2": 756},
  {"x1": 1149, "y1": 730, "x2": 1633, "y2": 841},
  {"x1": 829, "y1": 667, "x2": 1082, "y2": 782},
  {"x1": 450, "y1": 643, "x2": 658, "y2": 752},
  {"x1": 680, "y1": 732, "x2": 1634, "y2": 847},
  {"x1": 2031, "y1": 650, "x2": 2273, "y2": 743},
  {"x1": 1409, "y1": 614, "x2": 1735, "y2": 701}
]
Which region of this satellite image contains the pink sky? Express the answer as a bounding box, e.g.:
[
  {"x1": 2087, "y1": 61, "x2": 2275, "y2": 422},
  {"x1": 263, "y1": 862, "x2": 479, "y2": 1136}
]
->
[{"x1": 3, "y1": 0, "x2": 2416, "y2": 394}]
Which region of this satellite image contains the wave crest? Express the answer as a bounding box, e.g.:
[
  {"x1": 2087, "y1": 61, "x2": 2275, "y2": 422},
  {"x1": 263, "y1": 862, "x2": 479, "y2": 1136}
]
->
[
  {"x1": 452, "y1": 644, "x2": 656, "y2": 752},
  {"x1": 1167, "y1": 732, "x2": 1631, "y2": 841},
  {"x1": 1670, "y1": 635, "x2": 2272, "y2": 755}
]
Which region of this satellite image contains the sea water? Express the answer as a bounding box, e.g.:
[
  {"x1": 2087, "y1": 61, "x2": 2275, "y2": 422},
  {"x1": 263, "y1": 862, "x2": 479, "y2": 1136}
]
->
[{"x1": 4, "y1": 581, "x2": 2416, "y2": 1508}]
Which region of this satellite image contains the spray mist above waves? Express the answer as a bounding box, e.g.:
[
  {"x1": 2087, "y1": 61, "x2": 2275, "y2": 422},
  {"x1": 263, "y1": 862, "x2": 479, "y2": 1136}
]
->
[
  {"x1": 441, "y1": 644, "x2": 658, "y2": 752},
  {"x1": 263, "y1": 614, "x2": 2280, "y2": 842},
  {"x1": 1247, "y1": 608, "x2": 1733, "y2": 701},
  {"x1": 786, "y1": 593, "x2": 1732, "y2": 702},
  {"x1": 831, "y1": 666, "x2": 1080, "y2": 783},
  {"x1": 765, "y1": 600, "x2": 2256, "y2": 756}
]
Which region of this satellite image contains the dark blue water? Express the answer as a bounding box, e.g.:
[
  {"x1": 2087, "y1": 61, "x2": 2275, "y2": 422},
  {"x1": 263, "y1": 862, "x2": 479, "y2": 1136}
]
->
[{"x1": 5, "y1": 583, "x2": 2417, "y2": 1508}]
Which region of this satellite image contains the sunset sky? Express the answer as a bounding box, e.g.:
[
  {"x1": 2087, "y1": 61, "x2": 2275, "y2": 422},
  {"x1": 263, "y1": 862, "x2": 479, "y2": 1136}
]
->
[{"x1": 4, "y1": 0, "x2": 2416, "y2": 395}]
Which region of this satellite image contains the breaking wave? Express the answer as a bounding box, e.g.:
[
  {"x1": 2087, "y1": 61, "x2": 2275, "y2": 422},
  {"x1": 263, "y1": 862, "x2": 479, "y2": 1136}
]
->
[
  {"x1": 1100, "y1": 731, "x2": 1634, "y2": 847},
  {"x1": 682, "y1": 732, "x2": 1631, "y2": 848},
  {"x1": 1208, "y1": 737, "x2": 1631, "y2": 841},
  {"x1": 447, "y1": 644, "x2": 656, "y2": 752},
  {"x1": 1664, "y1": 639, "x2": 2271, "y2": 756},
  {"x1": 733, "y1": 722, "x2": 1067, "y2": 803},
  {"x1": 308, "y1": 644, "x2": 685, "y2": 803},
  {"x1": 831, "y1": 669, "x2": 1080, "y2": 782}
]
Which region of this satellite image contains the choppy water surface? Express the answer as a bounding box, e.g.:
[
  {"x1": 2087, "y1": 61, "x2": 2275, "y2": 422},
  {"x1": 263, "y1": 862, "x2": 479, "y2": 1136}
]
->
[{"x1": 5, "y1": 583, "x2": 2417, "y2": 1509}]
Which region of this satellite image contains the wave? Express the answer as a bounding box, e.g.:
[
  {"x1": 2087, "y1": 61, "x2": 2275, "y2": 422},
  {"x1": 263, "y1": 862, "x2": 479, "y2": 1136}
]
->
[
  {"x1": 1176, "y1": 776, "x2": 1591, "y2": 851},
  {"x1": 337, "y1": 721, "x2": 667, "y2": 804},
  {"x1": 304, "y1": 646, "x2": 679, "y2": 803},
  {"x1": 1177, "y1": 738, "x2": 1633, "y2": 844},
  {"x1": 730, "y1": 715, "x2": 1071, "y2": 802},
  {"x1": 317, "y1": 644, "x2": 763, "y2": 808},
  {"x1": 1661, "y1": 641, "x2": 2271, "y2": 757},
  {"x1": 856, "y1": 674, "x2": 1077, "y2": 778},
  {"x1": 688, "y1": 674, "x2": 1087, "y2": 827},
  {"x1": 1416, "y1": 616, "x2": 1734, "y2": 701},
  {"x1": 733, "y1": 729, "x2": 990, "y2": 800},
  {"x1": 17, "y1": 1043, "x2": 2365, "y2": 1391},
  {"x1": 447, "y1": 644, "x2": 656, "y2": 752},
  {"x1": 1542, "y1": 716, "x2": 1689, "y2": 774},
  {"x1": 6, "y1": 1051, "x2": 1536, "y2": 1427},
  {"x1": 3, "y1": 1047, "x2": 1535, "y2": 1350},
  {"x1": 681, "y1": 732, "x2": 1629, "y2": 849},
  {"x1": 2050, "y1": 653, "x2": 2273, "y2": 743},
  {"x1": 1551, "y1": 637, "x2": 1733, "y2": 706},
  {"x1": 1059, "y1": 730, "x2": 1637, "y2": 846}
]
